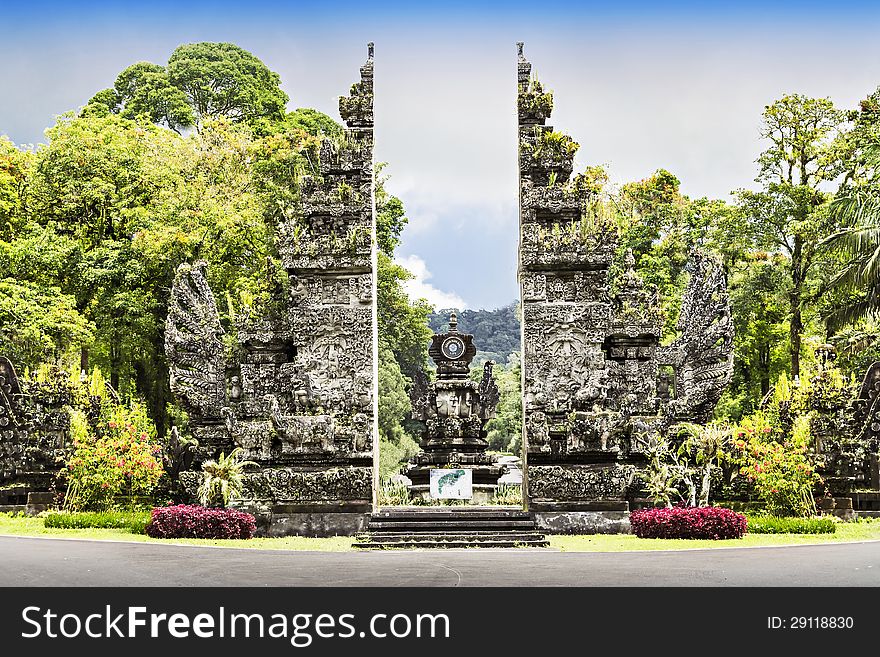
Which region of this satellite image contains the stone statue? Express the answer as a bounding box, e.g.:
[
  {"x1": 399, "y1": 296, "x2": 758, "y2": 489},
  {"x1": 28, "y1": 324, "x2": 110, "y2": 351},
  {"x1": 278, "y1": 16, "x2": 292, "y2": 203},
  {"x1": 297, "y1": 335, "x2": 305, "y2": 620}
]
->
[
  {"x1": 164, "y1": 261, "x2": 226, "y2": 420},
  {"x1": 658, "y1": 250, "x2": 735, "y2": 425}
]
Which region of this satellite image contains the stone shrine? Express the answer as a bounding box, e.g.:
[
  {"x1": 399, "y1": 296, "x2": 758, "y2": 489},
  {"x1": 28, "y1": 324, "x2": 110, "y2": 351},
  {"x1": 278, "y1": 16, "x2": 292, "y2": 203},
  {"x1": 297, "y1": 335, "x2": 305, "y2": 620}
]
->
[
  {"x1": 165, "y1": 44, "x2": 377, "y2": 536},
  {"x1": 407, "y1": 313, "x2": 501, "y2": 502},
  {"x1": 516, "y1": 43, "x2": 736, "y2": 533}
]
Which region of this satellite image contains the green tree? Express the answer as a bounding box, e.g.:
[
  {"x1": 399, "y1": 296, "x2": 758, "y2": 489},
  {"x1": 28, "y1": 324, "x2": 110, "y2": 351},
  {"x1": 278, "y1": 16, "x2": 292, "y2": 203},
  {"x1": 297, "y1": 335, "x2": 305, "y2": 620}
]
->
[
  {"x1": 112, "y1": 62, "x2": 194, "y2": 132},
  {"x1": 0, "y1": 279, "x2": 93, "y2": 367},
  {"x1": 282, "y1": 108, "x2": 343, "y2": 139},
  {"x1": 724, "y1": 253, "x2": 790, "y2": 411},
  {"x1": 484, "y1": 354, "x2": 523, "y2": 453},
  {"x1": 0, "y1": 136, "x2": 31, "y2": 237},
  {"x1": 821, "y1": 96, "x2": 880, "y2": 330},
  {"x1": 167, "y1": 42, "x2": 288, "y2": 127},
  {"x1": 377, "y1": 347, "x2": 419, "y2": 478},
  {"x1": 377, "y1": 253, "x2": 432, "y2": 380},
  {"x1": 735, "y1": 94, "x2": 848, "y2": 378},
  {"x1": 84, "y1": 43, "x2": 288, "y2": 133}
]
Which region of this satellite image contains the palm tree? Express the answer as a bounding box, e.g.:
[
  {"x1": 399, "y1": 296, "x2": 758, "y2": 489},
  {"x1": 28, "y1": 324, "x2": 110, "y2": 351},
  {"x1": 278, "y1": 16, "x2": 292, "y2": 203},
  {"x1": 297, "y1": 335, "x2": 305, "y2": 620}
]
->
[
  {"x1": 197, "y1": 448, "x2": 258, "y2": 508},
  {"x1": 822, "y1": 144, "x2": 880, "y2": 330}
]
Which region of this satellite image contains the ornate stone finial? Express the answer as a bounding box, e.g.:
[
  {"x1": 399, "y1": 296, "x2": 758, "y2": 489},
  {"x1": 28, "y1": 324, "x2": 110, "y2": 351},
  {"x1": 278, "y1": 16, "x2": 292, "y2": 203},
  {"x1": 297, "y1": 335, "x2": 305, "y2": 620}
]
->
[
  {"x1": 449, "y1": 311, "x2": 458, "y2": 333},
  {"x1": 367, "y1": 42, "x2": 374, "y2": 59},
  {"x1": 624, "y1": 248, "x2": 636, "y2": 270},
  {"x1": 517, "y1": 41, "x2": 531, "y2": 88}
]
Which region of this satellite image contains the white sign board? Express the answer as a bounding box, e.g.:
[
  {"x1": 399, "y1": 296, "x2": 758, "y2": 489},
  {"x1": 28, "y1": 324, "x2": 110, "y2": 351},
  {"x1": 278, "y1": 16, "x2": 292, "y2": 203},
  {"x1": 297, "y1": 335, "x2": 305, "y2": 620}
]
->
[{"x1": 429, "y1": 468, "x2": 473, "y2": 500}]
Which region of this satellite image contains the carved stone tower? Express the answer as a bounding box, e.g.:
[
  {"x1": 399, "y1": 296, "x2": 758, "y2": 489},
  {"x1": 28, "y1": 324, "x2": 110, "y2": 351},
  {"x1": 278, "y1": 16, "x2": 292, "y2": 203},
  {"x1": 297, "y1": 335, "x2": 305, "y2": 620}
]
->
[
  {"x1": 516, "y1": 43, "x2": 735, "y2": 532},
  {"x1": 165, "y1": 44, "x2": 377, "y2": 536}
]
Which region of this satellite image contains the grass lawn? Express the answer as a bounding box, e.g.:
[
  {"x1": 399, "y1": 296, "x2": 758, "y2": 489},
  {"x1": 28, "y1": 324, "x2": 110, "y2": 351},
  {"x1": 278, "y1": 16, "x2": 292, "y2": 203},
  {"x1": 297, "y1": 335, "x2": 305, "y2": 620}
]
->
[
  {"x1": 550, "y1": 519, "x2": 880, "y2": 552},
  {"x1": 0, "y1": 515, "x2": 354, "y2": 551},
  {"x1": 2, "y1": 514, "x2": 879, "y2": 552}
]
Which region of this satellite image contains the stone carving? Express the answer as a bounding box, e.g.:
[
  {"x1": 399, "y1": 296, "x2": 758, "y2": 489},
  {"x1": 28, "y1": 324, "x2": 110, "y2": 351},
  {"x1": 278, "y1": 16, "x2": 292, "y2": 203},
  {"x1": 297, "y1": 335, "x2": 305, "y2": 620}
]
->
[
  {"x1": 165, "y1": 261, "x2": 226, "y2": 420},
  {"x1": 0, "y1": 359, "x2": 118, "y2": 495},
  {"x1": 854, "y1": 362, "x2": 880, "y2": 446},
  {"x1": 516, "y1": 43, "x2": 735, "y2": 511},
  {"x1": 658, "y1": 250, "x2": 735, "y2": 425},
  {"x1": 407, "y1": 314, "x2": 501, "y2": 490},
  {"x1": 409, "y1": 314, "x2": 499, "y2": 463},
  {"x1": 165, "y1": 45, "x2": 377, "y2": 523},
  {"x1": 528, "y1": 464, "x2": 638, "y2": 501}
]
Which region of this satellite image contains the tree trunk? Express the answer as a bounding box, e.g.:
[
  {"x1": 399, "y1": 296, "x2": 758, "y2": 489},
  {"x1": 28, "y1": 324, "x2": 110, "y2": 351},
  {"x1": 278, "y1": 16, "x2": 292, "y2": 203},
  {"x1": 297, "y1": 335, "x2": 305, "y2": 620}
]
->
[
  {"x1": 110, "y1": 342, "x2": 120, "y2": 392},
  {"x1": 789, "y1": 237, "x2": 804, "y2": 380},
  {"x1": 700, "y1": 464, "x2": 712, "y2": 507},
  {"x1": 80, "y1": 346, "x2": 89, "y2": 374},
  {"x1": 759, "y1": 342, "x2": 771, "y2": 397}
]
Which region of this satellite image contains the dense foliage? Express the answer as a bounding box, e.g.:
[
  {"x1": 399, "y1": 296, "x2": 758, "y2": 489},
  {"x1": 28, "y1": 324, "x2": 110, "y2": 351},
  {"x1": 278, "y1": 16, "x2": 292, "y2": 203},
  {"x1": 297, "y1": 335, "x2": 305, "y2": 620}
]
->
[
  {"x1": 730, "y1": 412, "x2": 819, "y2": 517},
  {"x1": 630, "y1": 506, "x2": 748, "y2": 539},
  {"x1": 62, "y1": 401, "x2": 164, "y2": 511},
  {"x1": 145, "y1": 504, "x2": 256, "y2": 539}
]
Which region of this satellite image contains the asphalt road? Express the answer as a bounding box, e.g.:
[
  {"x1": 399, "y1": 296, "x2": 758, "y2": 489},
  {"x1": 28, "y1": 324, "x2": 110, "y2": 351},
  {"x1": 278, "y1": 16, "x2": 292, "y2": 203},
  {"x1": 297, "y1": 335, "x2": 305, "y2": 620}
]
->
[{"x1": 0, "y1": 535, "x2": 878, "y2": 586}]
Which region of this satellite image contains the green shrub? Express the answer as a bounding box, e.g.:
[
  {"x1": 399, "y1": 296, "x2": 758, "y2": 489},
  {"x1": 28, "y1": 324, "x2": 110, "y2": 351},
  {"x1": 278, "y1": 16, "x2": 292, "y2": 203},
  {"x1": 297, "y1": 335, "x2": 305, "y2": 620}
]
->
[
  {"x1": 746, "y1": 514, "x2": 836, "y2": 534},
  {"x1": 730, "y1": 412, "x2": 819, "y2": 517},
  {"x1": 62, "y1": 402, "x2": 164, "y2": 511},
  {"x1": 491, "y1": 483, "x2": 522, "y2": 506},
  {"x1": 44, "y1": 511, "x2": 151, "y2": 534},
  {"x1": 377, "y1": 479, "x2": 410, "y2": 506}
]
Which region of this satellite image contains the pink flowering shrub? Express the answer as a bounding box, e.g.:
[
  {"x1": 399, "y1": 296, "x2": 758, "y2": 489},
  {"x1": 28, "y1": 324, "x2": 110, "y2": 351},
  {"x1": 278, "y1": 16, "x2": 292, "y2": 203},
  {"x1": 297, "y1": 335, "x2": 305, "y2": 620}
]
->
[
  {"x1": 62, "y1": 402, "x2": 163, "y2": 511},
  {"x1": 145, "y1": 505, "x2": 257, "y2": 539},
  {"x1": 630, "y1": 506, "x2": 747, "y2": 539},
  {"x1": 730, "y1": 411, "x2": 819, "y2": 517}
]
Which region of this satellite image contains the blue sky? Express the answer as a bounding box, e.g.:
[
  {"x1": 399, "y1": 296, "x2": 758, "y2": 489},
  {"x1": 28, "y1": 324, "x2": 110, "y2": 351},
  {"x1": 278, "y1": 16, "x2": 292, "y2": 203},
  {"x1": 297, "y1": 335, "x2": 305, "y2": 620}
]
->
[{"x1": 2, "y1": 1, "x2": 880, "y2": 308}]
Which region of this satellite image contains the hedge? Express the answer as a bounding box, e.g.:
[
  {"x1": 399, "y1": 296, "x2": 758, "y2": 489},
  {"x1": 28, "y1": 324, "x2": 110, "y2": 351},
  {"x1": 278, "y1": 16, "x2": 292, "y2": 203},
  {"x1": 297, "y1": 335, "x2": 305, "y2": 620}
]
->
[
  {"x1": 44, "y1": 511, "x2": 151, "y2": 534},
  {"x1": 746, "y1": 515, "x2": 836, "y2": 534},
  {"x1": 145, "y1": 505, "x2": 256, "y2": 539},
  {"x1": 630, "y1": 506, "x2": 747, "y2": 539}
]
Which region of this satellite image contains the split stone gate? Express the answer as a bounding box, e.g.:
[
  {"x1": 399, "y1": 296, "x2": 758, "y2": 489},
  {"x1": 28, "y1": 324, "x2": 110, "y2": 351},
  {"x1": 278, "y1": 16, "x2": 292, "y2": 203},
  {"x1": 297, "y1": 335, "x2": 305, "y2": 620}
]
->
[{"x1": 163, "y1": 42, "x2": 735, "y2": 536}]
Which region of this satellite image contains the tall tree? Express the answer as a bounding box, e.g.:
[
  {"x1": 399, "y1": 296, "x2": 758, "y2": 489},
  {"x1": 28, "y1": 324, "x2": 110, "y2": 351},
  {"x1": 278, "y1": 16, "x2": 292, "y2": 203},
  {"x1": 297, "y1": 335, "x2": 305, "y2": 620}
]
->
[
  {"x1": 167, "y1": 42, "x2": 288, "y2": 127},
  {"x1": 821, "y1": 87, "x2": 880, "y2": 330},
  {"x1": 736, "y1": 94, "x2": 847, "y2": 378},
  {"x1": 112, "y1": 62, "x2": 194, "y2": 132},
  {"x1": 83, "y1": 43, "x2": 288, "y2": 132}
]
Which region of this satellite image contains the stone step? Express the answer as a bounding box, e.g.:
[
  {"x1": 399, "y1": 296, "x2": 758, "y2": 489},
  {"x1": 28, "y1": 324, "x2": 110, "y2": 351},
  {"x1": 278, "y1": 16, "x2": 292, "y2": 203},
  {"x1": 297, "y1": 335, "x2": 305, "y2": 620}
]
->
[
  {"x1": 361, "y1": 532, "x2": 545, "y2": 542},
  {"x1": 367, "y1": 520, "x2": 536, "y2": 531},
  {"x1": 355, "y1": 538, "x2": 549, "y2": 549},
  {"x1": 356, "y1": 506, "x2": 548, "y2": 549},
  {"x1": 373, "y1": 506, "x2": 527, "y2": 516}
]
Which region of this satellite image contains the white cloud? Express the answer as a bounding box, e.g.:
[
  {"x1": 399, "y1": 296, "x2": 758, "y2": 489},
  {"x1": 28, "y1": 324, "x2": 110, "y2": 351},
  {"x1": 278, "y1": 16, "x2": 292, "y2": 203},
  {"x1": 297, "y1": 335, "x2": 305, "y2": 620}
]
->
[{"x1": 394, "y1": 254, "x2": 468, "y2": 310}]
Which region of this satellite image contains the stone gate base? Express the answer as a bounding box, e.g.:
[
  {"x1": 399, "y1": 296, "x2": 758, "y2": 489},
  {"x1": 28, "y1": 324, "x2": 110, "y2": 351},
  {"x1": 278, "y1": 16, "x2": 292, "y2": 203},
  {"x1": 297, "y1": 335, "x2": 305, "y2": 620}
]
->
[
  {"x1": 238, "y1": 503, "x2": 372, "y2": 538},
  {"x1": 530, "y1": 501, "x2": 632, "y2": 535}
]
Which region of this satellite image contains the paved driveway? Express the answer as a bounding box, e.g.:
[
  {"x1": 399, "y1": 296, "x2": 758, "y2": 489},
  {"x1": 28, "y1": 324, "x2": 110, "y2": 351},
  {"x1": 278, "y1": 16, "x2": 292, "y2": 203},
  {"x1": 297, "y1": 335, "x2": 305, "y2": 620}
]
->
[{"x1": 1, "y1": 536, "x2": 878, "y2": 586}]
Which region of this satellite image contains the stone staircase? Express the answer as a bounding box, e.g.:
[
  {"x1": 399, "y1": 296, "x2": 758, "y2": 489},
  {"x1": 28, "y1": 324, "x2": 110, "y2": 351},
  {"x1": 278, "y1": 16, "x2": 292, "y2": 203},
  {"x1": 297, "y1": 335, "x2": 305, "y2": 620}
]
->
[{"x1": 354, "y1": 506, "x2": 549, "y2": 549}]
